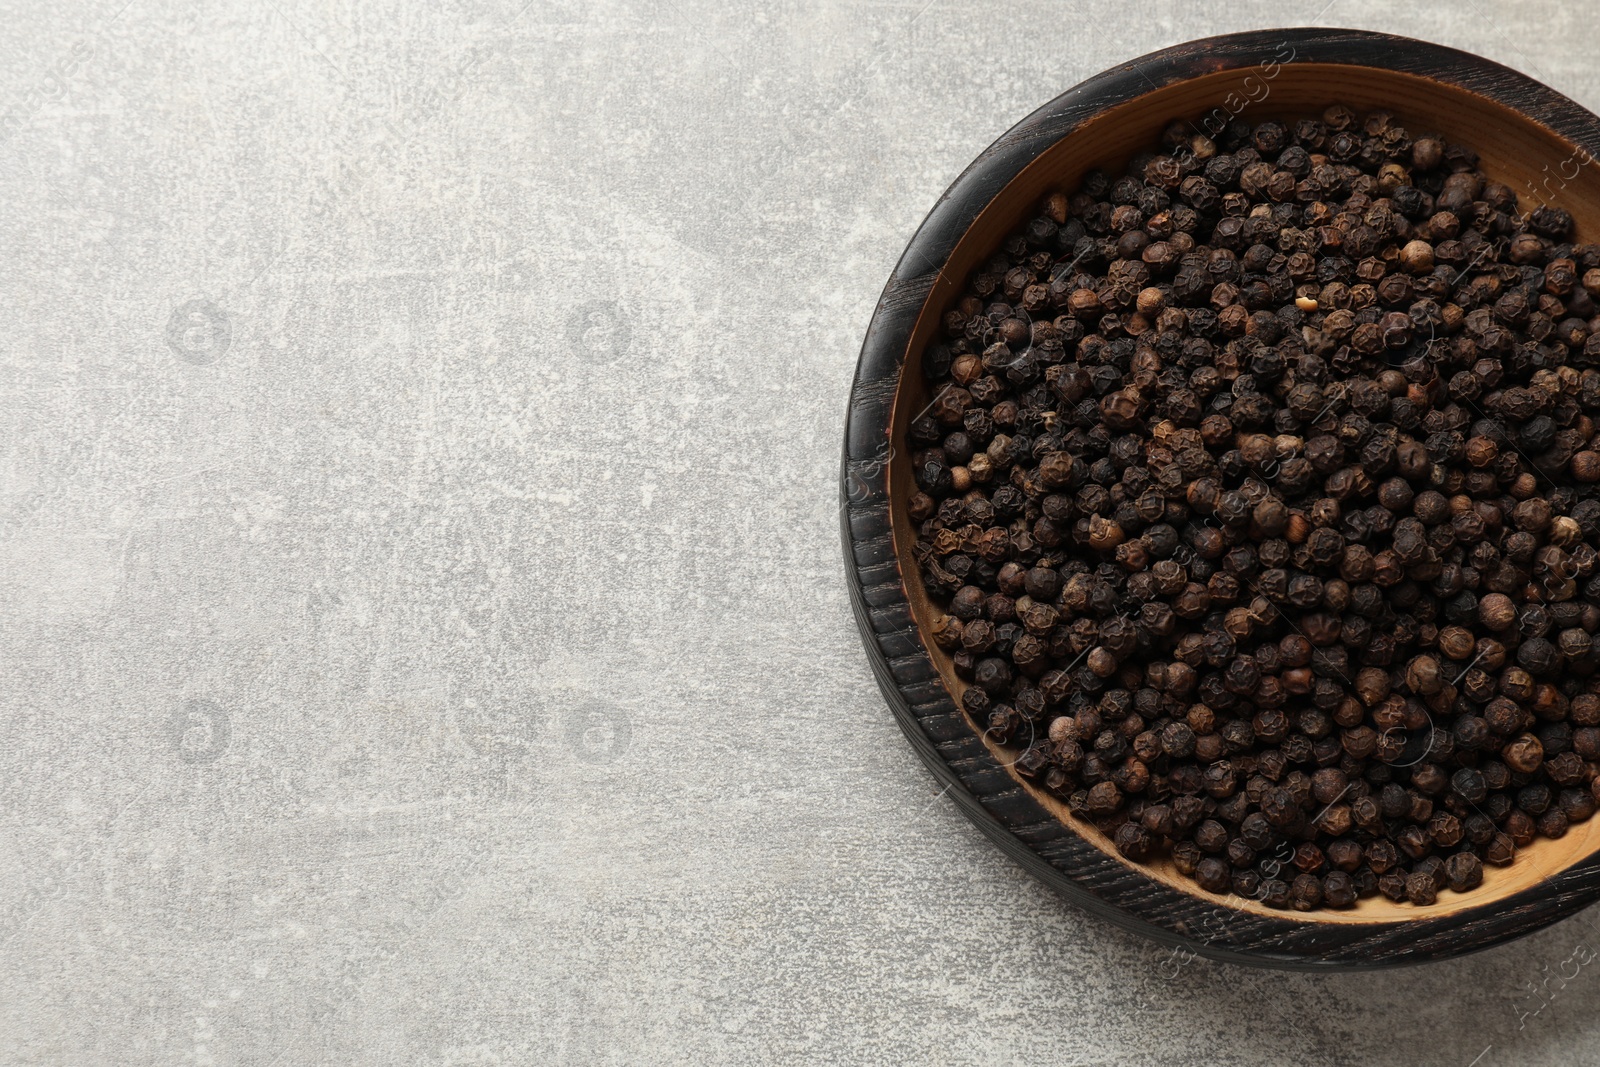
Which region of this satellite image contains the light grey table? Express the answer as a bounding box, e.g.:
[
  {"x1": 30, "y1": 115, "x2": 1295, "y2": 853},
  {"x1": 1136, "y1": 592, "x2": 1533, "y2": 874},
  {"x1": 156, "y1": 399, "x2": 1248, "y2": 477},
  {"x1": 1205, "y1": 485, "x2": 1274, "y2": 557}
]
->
[{"x1": 3, "y1": 1, "x2": 1599, "y2": 1063}]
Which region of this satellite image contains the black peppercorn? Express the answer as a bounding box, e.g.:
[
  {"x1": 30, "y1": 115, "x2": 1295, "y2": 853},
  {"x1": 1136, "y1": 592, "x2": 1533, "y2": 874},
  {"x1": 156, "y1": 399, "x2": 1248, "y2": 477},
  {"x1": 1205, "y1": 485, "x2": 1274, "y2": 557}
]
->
[
  {"x1": 1195, "y1": 856, "x2": 1232, "y2": 894},
  {"x1": 1289, "y1": 872, "x2": 1324, "y2": 910}
]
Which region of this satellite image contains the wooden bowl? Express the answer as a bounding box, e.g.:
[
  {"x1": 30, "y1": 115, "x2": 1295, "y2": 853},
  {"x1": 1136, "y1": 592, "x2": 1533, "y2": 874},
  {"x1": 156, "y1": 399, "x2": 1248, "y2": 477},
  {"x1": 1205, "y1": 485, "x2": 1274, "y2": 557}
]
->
[{"x1": 842, "y1": 27, "x2": 1600, "y2": 969}]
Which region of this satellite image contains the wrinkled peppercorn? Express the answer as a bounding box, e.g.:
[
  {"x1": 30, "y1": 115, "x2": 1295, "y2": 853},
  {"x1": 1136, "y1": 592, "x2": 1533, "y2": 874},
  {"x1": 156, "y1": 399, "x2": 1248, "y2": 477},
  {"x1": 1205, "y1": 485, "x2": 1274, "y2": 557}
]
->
[{"x1": 913, "y1": 107, "x2": 1600, "y2": 910}]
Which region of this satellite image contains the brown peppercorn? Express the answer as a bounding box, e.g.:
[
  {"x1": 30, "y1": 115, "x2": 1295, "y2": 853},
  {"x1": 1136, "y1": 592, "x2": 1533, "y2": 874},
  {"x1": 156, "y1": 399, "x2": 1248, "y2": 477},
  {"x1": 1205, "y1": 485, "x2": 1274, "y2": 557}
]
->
[
  {"x1": 1397, "y1": 824, "x2": 1433, "y2": 861},
  {"x1": 1437, "y1": 626, "x2": 1476, "y2": 660},
  {"x1": 1399, "y1": 239, "x2": 1434, "y2": 274},
  {"x1": 1514, "y1": 498, "x2": 1553, "y2": 533},
  {"x1": 1087, "y1": 515, "x2": 1125, "y2": 551},
  {"x1": 1378, "y1": 871, "x2": 1409, "y2": 902},
  {"x1": 1504, "y1": 733, "x2": 1546, "y2": 774},
  {"x1": 1485, "y1": 833, "x2": 1518, "y2": 867},
  {"x1": 1289, "y1": 873, "x2": 1324, "y2": 910},
  {"x1": 1478, "y1": 593, "x2": 1518, "y2": 631},
  {"x1": 1364, "y1": 839, "x2": 1398, "y2": 875},
  {"x1": 1353, "y1": 666, "x2": 1389, "y2": 706},
  {"x1": 1464, "y1": 436, "x2": 1498, "y2": 468},
  {"x1": 1194, "y1": 857, "x2": 1232, "y2": 894},
  {"x1": 1086, "y1": 647, "x2": 1119, "y2": 678},
  {"x1": 1323, "y1": 870, "x2": 1357, "y2": 908},
  {"x1": 1548, "y1": 751, "x2": 1588, "y2": 786},
  {"x1": 1538, "y1": 808, "x2": 1571, "y2": 838},
  {"x1": 1325, "y1": 839, "x2": 1364, "y2": 873},
  {"x1": 1405, "y1": 871, "x2": 1438, "y2": 906},
  {"x1": 1084, "y1": 781, "x2": 1123, "y2": 817},
  {"x1": 1550, "y1": 516, "x2": 1583, "y2": 548},
  {"x1": 1445, "y1": 852, "x2": 1484, "y2": 893},
  {"x1": 1405, "y1": 655, "x2": 1444, "y2": 696},
  {"x1": 1413, "y1": 137, "x2": 1444, "y2": 169},
  {"x1": 1114, "y1": 821, "x2": 1154, "y2": 859},
  {"x1": 1429, "y1": 812, "x2": 1463, "y2": 848}
]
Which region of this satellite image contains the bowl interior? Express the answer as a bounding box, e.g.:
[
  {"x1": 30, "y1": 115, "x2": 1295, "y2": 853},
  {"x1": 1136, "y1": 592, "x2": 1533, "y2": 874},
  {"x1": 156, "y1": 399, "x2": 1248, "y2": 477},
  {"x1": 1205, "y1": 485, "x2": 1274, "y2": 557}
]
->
[{"x1": 890, "y1": 61, "x2": 1600, "y2": 922}]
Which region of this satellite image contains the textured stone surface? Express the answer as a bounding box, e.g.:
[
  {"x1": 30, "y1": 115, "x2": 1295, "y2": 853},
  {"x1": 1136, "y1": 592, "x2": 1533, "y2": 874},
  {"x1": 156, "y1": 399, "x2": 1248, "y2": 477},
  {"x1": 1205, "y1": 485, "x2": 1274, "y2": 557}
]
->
[{"x1": 2, "y1": 1, "x2": 1600, "y2": 1063}]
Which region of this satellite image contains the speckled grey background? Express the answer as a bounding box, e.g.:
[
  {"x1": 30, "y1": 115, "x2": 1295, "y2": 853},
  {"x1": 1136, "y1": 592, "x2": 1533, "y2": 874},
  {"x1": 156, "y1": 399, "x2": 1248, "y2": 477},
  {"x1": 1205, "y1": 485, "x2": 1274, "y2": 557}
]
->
[{"x1": 2, "y1": 0, "x2": 1599, "y2": 1063}]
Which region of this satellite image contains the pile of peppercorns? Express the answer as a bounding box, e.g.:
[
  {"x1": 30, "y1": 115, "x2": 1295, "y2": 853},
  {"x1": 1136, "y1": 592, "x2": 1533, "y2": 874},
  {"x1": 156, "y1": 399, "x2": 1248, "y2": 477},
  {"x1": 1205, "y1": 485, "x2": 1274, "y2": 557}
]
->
[{"x1": 911, "y1": 106, "x2": 1600, "y2": 910}]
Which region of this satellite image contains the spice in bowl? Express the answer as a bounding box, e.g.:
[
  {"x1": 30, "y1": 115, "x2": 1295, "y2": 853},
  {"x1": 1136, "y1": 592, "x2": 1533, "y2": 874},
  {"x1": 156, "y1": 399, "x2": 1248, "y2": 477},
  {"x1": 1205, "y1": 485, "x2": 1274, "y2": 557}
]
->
[{"x1": 911, "y1": 106, "x2": 1600, "y2": 910}]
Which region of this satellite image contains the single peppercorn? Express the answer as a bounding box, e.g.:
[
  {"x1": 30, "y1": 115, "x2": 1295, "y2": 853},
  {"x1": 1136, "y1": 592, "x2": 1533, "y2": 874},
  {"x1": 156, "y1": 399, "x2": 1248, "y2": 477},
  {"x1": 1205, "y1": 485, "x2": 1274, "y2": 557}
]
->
[
  {"x1": 1405, "y1": 871, "x2": 1438, "y2": 906},
  {"x1": 1445, "y1": 852, "x2": 1484, "y2": 893}
]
